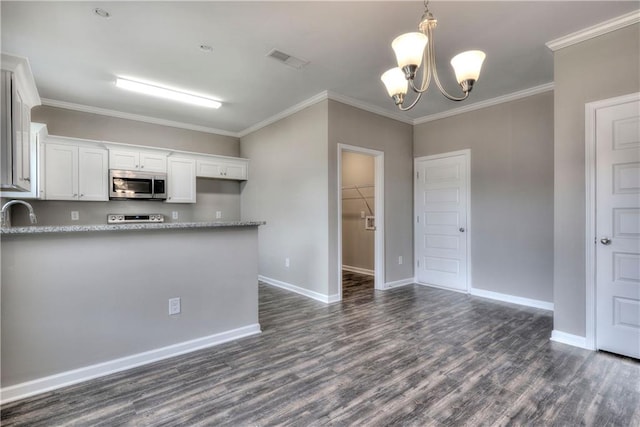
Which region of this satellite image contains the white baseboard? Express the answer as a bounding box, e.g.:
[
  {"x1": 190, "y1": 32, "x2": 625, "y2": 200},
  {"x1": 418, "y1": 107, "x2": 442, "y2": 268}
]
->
[
  {"x1": 469, "y1": 287, "x2": 554, "y2": 311},
  {"x1": 550, "y1": 330, "x2": 589, "y2": 350},
  {"x1": 417, "y1": 281, "x2": 469, "y2": 294},
  {"x1": 342, "y1": 265, "x2": 375, "y2": 276},
  {"x1": 259, "y1": 275, "x2": 337, "y2": 304},
  {"x1": 0, "y1": 323, "x2": 261, "y2": 404},
  {"x1": 384, "y1": 278, "x2": 414, "y2": 289}
]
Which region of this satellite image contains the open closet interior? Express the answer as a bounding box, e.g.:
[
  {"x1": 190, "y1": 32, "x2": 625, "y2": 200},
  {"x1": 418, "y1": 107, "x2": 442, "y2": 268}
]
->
[{"x1": 341, "y1": 151, "x2": 375, "y2": 295}]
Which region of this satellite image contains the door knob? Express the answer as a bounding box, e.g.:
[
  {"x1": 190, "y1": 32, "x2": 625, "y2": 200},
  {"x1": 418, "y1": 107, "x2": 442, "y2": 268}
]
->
[
  {"x1": 600, "y1": 237, "x2": 612, "y2": 245},
  {"x1": 459, "y1": 227, "x2": 465, "y2": 232}
]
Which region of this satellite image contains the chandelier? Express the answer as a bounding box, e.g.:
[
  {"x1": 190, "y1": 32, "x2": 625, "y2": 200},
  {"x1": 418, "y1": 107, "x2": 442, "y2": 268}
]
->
[{"x1": 381, "y1": 1, "x2": 486, "y2": 111}]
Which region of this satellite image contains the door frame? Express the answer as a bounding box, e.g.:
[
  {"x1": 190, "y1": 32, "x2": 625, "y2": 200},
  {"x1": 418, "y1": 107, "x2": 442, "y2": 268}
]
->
[
  {"x1": 414, "y1": 149, "x2": 471, "y2": 293},
  {"x1": 584, "y1": 91, "x2": 640, "y2": 351},
  {"x1": 337, "y1": 143, "x2": 385, "y2": 296}
]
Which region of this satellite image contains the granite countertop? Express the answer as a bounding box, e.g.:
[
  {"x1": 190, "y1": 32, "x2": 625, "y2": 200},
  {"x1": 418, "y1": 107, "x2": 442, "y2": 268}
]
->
[{"x1": 0, "y1": 221, "x2": 266, "y2": 235}]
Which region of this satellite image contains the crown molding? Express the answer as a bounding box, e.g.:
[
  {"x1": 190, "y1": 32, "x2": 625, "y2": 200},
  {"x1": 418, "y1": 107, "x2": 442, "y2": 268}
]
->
[
  {"x1": 325, "y1": 91, "x2": 414, "y2": 125},
  {"x1": 40, "y1": 98, "x2": 239, "y2": 138},
  {"x1": 413, "y1": 83, "x2": 554, "y2": 125},
  {"x1": 44, "y1": 81, "x2": 556, "y2": 140},
  {"x1": 237, "y1": 91, "x2": 329, "y2": 138},
  {"x1": 2, "y1": 53, "x2": 41, "y2": 107},
  {"x1": 237, "y1": 90, "x2": 413, "y2": 138},
  {"x1": 546, "y1": 9, "x2": 640, "y2": 51}
]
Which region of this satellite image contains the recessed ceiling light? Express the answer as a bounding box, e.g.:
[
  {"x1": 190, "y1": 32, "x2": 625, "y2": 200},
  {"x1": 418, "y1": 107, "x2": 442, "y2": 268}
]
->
[
  {"x1": 93, "y1": 8, "x2": 110, "y2": 18},
  {"x1": 199, "y1": 44, "x2": 213, "y2": 53},
  {"x1": 115, "y1": 77, "x2": 221, "y2": 109}
]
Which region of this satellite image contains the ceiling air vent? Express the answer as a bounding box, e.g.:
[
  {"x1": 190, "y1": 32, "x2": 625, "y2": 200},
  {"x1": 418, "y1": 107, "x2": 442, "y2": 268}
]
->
[{"x1": 267, "y1": 49, "x2": 309, "y2": 70}]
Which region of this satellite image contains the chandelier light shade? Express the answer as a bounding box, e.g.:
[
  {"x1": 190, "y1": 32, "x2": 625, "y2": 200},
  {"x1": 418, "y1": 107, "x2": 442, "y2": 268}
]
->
[
  {"x1": 381, "y1": 1, "x2": 486, "y2": 111},
  {"x1": 450, "y1": 50, "x2": 486, "y2": 85},
  {"x1": 381, "y1": 68, "x2": 409, "y2": 105},
  {"x1": 391, "y1": 32, "x2": 428, "y2": 70}
]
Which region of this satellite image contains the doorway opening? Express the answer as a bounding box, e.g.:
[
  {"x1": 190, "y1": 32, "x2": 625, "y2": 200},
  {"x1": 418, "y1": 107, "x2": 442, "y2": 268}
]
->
[{"x1": 337, "y1": 144, "x2": 384, "y2": 300}]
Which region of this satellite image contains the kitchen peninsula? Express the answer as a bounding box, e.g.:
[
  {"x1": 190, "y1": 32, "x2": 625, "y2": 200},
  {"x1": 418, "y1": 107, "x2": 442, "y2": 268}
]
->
[{"x1": 1, "y1": 221, "x2": 264, "y2": 402}]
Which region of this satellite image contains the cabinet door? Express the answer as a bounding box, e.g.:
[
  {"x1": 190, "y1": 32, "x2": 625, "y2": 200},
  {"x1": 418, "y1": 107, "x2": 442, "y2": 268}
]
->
[
  {"x1": 140, "y1": 151, "x2": 167, "y2": 173},
  {"x1": 221, "y1": 160, "x2": 247, "y2": 180},
  {"x1": 196, "y1": 158, "x2": 248, "y2": 180},
  {"x1": 196, "y1": 159, "x2": 224, "y2": 178},
  {"x1": 109, "y1": 149, "x2": 139, "y2": 170},
  {"x1": 20, "y1": 102, "x2": 31, "y2": 184},
  {"x1": 167, "y1": 158, "x2": 196, "y2": 203},
  {"x1": 12, "y1": 82, "x2": 31, "y2": 191},
  {"x1": 45, "y1": 143, "x2": 78, "y2": 200},
  {"x1": 0, "y1": 122, "x2": 43, "y2": 199},
  {"x1": 78, "y1": 147, "x2": 108, "y2": 201}
]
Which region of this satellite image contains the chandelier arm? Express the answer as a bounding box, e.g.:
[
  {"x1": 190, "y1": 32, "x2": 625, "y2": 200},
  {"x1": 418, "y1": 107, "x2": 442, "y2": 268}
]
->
[
  {"x1": 409, "y1": 39, "x2": 432, "y2": 94},
  {"x1": 398, "y1": 91, "x2": 424, "y2": 111},
  {"x1": 428, "y1": 26, "x2": 469, "y2": 102}
]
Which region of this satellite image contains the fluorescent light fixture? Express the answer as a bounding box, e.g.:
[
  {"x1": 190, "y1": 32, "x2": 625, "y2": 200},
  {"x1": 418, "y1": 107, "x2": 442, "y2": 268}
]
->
[{"x1": 115, "y1": 77, "x2": 221, "y2": 109}]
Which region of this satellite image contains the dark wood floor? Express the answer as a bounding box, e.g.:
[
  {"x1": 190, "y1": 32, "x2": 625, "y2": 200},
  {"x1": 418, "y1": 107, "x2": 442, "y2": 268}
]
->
[{"x1": 2, "y1": 273, "x2": 639, "y2": 426}]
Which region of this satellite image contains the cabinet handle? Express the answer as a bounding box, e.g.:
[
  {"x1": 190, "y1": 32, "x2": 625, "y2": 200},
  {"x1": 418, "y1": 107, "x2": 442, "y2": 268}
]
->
[
  {"x1": 140, "y1": 165, "x2": 144, "y2": 168},
  {"x1": 73, "y1": 193, "x2": 78, "y2": 198},
  {"x1": 80, "y1": 194, "x2": 84, "y2": 197}
]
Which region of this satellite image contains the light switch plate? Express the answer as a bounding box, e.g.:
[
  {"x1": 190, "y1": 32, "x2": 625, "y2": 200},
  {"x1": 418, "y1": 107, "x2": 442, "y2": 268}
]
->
[
  {"x1": 71, "y1": 211, "x2": 79, "y2": 221},
  {"x1": 216, "y1": 211, "x2": 222, "y2": 219}
]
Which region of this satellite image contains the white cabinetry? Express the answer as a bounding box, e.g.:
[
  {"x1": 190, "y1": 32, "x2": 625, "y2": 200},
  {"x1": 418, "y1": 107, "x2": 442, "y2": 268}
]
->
[
  {"x1": 109, "y1": 148, "x2": 167, "y2": 173},
  {"x1": 1, "y1": 54, "x2": 41, "y2": 192},
  {"x1": 45, "y1": 141, "x2": 108, "y2": 201},
  {"x1": 166, "y1": 157, "x2": 196, "y2": 203},
  {"x1": 196, "y1": 157, "x2": 248, "y2": 180},
  {"x1": 1, "y1": 122, "x2": 47, "y2": 199}
]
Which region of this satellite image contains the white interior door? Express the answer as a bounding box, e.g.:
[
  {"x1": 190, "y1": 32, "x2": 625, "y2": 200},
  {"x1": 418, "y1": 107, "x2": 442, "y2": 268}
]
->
[
  {"x1": 415, "y1": 151, "x2": 469, "y2": 292},
  {"x1": 596, "y1": 97, "x2": 640, "y2": 359}
]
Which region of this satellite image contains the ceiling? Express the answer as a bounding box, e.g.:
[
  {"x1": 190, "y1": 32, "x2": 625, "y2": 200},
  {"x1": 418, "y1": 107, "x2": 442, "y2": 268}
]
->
[{"x1": 2, "y1": 1, "x2": 638, "y2": 136}]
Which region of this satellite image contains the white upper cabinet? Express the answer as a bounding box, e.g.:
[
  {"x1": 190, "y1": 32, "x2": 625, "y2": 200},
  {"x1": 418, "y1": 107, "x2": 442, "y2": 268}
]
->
[
  {"x1": 139, "y1": 151, "x2": 167, "y2": 172},
  {"x1": 109, "y1": 148, "x2": 167, "y2": 173},
  {"x1": 1, "y1": 54, "x2": 41, "y2": 193},
  {"x1": 44, "y1": 143, "x2": 78, "y2": 200},
  {"x1": 78, "y1": 147, "x2": 109, "y2": 201},
  {"x1": 44, "y1": 139, "x2": 108, "y2": 201},
  {"x1": 196, "y1": 157, "x2": 248, "y2": 180},
  {"x1": 166, "y1": 157, "x2": 196, "y2": 203},
  {"x1": 1, "y1": 122, "x2": 47, "y2": 199}
]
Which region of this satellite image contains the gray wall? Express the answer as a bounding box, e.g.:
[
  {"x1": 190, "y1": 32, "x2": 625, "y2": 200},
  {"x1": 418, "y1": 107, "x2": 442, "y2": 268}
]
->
[
  {"x1": 553, "y1": 24, "x2": 640, "y2": 337},
  {"x1": 341, "y1": 151, "x2": 375, "y2": 271},
  {"x1": 240, "y1": 101, "x2": 330, "y2": 295},
  {"x1": 1, "y1": 227, "x2": 259, "y2": 386},
  {"x1": 414, "y1": 92, "x2": 554, "y2": 303},
  {"x1": 11, "y1": 106, "x2": 243, "y2": 226},
  {"x1": 328, "y1": 100, "x2": 414, "y2": 292}
]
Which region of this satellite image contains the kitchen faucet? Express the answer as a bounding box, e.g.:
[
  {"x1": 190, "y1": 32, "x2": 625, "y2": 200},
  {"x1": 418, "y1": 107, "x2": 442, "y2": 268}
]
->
[{"x1": 1, "y1": 200, "x2": 38, "y2": 227}]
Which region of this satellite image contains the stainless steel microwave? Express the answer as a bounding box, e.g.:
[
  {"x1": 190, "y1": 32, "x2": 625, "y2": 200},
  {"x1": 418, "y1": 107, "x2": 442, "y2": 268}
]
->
[{"x1": 109, "y1": 169, "x2": 167, "y2": 200}]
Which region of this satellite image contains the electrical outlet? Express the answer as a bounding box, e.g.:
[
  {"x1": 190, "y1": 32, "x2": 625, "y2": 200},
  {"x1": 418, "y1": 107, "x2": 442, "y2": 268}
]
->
[
  {"x1": 216, "y1": 211, "x2": 222, "y2": 219},
  {"x1": 172, "y1": 211, "x2": 178, "y2": 220},
  {"x1": 71, "y1": 211, "x2": 79, "y2": 221},
  {"x1": 285, "y1": 257, "x2": 290, "y2": 268},
  {"x1": 169, "y1": 297, "x2": 181, "y2": 315},
  {"x1": 398, "y1": 256, "x2": 403, "y2": 265}
]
